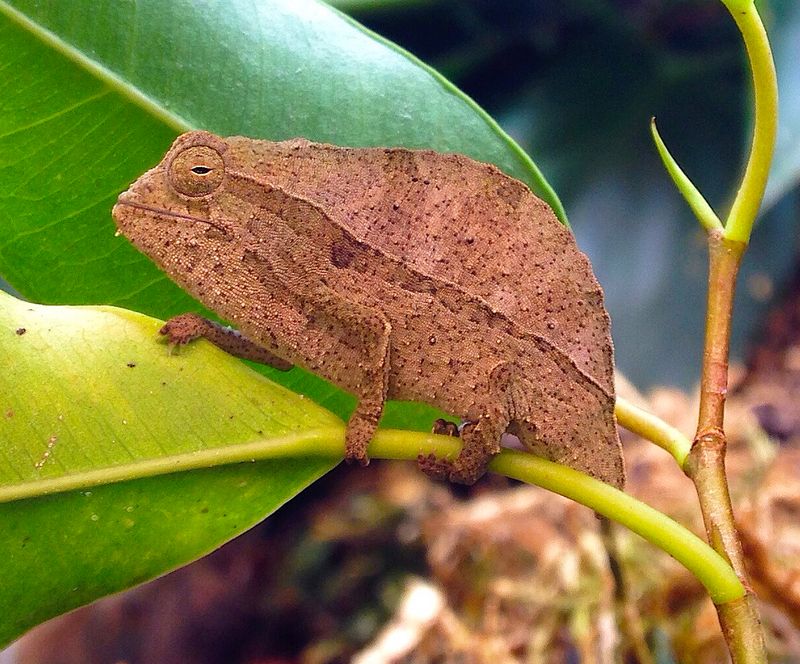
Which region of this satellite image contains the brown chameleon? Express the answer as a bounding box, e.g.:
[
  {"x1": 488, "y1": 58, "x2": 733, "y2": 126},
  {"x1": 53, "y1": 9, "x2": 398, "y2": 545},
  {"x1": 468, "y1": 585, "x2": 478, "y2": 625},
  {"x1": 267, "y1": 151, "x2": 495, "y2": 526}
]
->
[{"x1": 112, "y1": 131, "x2": 624, "y2": 487}]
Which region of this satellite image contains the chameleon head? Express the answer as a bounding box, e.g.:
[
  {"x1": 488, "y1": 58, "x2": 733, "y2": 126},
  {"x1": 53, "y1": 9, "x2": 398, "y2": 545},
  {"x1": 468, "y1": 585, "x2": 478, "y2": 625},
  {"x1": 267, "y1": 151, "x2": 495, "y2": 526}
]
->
[
  {"x1": 111, "y1": 131, "x2": 266, "y2": 316},
  {"x1": 113, "y1": 131, "x2": 247, "y2": 265},
  {"x1": 112, "y1": 130, "x2": 233, "y2": 246}
]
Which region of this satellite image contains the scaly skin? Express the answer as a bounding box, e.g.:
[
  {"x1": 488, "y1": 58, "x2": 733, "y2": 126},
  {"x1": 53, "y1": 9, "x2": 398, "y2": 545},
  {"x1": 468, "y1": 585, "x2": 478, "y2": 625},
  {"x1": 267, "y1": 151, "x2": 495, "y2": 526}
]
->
[{"x1": 113, "y1": 131, "x2": 623, "y2": 487}]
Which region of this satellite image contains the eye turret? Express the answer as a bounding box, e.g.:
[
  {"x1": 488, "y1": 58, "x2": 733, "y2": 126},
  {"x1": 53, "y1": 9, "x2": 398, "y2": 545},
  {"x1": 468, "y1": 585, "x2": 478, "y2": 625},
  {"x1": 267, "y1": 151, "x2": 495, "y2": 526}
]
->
[{"x1": 169, "y1": 145, "x2": 225, "y2": 197}]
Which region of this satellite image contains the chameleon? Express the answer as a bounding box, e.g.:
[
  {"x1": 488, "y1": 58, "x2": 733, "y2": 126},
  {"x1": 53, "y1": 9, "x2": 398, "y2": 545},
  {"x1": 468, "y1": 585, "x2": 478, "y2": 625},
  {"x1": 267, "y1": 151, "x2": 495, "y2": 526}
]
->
[{"x1": 112, "y1": 130, "x2": 624, "y2": 487}]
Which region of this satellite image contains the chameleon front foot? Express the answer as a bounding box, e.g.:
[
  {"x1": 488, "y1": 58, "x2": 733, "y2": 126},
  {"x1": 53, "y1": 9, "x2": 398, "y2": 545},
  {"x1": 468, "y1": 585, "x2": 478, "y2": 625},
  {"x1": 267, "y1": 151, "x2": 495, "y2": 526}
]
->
[
  {"x1": 345, "y1": 447, "x2": 370, "y2": 467},
  {"x1": 344, "y1": 411, "x2": 379, "y2": 467},
  {"x1": 160, "y1": 312, "x2": 206, "y2": 346},
  {"x1": 159, "y1": 313, "x2": 293, "y2": 370}
]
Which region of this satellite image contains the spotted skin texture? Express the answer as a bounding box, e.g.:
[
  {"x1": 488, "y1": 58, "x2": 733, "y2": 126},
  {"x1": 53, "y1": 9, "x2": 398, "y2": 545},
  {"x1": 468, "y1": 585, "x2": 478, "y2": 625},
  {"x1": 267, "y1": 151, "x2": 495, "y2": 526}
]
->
[
  {"x1": 112, "y1": 131, "x2": 624, "y2": 487},
  {"x1": 160, "y1": 312, "x2": 293, "y2": 370}
]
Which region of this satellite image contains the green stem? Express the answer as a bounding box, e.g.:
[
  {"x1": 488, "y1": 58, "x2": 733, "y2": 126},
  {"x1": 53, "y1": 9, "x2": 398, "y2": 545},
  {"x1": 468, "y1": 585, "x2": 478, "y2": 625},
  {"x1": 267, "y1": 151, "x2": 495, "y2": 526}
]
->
[
  {"x1": 483, "y1": 447, "x2": 743, "y2": 604},
  {"x1": 0, "y1": 426, "x2": 744, "y2": 607},
  {"x1": 376, "y1": 431, "x2": 744, "y2": 605},
  {"x1": 613, "y1": 392, "x2": 764, "y2": 660},
  {"x1": 721, "y1": 0, "x2": 778, "y2": 244},
  {"x1": 615, "y1": 396, "x2": 692, "y2": 466}
]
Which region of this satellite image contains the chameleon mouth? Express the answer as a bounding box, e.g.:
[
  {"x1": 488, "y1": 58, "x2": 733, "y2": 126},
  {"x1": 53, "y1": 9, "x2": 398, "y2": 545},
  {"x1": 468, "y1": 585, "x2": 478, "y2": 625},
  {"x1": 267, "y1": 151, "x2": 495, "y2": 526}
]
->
[{"x1": 114, "y1": 197, "x2": 228, "y2": 234}]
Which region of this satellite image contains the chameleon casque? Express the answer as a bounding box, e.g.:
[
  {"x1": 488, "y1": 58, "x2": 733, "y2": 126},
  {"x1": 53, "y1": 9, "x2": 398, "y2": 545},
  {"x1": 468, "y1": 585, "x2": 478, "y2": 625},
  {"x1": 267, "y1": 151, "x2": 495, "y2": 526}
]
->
[{"x1": 112, "y1": 131, "x2": 624, "y2": 487}]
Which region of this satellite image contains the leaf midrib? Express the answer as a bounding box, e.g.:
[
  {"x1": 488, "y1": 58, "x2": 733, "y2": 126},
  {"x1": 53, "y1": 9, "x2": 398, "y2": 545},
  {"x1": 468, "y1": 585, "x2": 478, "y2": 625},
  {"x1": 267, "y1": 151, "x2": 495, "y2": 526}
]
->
[
  {"x1": 0, "y1": 427, "x2": 345, "y2": 503},
  {"x1": 0, "y1": 0, "x2": 189, "y2": 131}
]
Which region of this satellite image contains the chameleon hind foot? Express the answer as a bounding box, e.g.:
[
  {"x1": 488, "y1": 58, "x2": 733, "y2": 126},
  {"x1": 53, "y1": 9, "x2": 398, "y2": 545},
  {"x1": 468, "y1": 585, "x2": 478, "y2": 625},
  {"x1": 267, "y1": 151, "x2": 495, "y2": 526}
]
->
[
  {"x1": 417, "y1": 452, "x2": 490, "y2": 486},
  {"x1": 432, "y1": 418, "x2": 460, "y2": 437},
  {"x1": 417, "y1": 453, "x2": 453, "y2": 481},
  {"x1": 420, "y1": 415, "x2": 502, "y2": 485}
]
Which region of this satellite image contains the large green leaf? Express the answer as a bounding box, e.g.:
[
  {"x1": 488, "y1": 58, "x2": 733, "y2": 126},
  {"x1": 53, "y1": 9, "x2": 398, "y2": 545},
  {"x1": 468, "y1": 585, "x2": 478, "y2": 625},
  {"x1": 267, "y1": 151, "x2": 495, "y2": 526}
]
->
[
  {"x1": 0, "y1": 289, "x2": 341, "y2": 645},
  {"x1": 0, "y1": 0, "x2": 564, "y2": 643},
  {"x1": 0, "y1": 0, "x2": 561, "y2": 425}
]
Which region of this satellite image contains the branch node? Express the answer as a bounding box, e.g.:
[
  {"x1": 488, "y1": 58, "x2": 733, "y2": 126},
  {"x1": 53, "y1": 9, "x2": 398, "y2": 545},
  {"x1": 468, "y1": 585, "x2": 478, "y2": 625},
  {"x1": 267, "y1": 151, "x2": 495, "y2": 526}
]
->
[{"x1": 693, "y1": 427, "x2": 727, "y2": 455}]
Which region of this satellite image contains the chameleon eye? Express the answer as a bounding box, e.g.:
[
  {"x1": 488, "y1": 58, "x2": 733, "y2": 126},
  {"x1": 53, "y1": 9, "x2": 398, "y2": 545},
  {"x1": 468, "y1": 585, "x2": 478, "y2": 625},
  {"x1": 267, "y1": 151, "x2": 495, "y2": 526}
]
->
[{"x1": 169, "y1": 145, "x2": 225, "y2": 197}]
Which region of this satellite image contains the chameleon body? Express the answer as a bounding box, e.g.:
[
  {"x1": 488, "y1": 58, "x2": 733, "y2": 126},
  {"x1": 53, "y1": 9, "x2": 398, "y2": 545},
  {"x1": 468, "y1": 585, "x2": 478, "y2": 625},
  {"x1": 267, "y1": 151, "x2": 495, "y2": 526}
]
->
[{"x1": 112, "y1": 131, "x2": 624, "y2": 487}]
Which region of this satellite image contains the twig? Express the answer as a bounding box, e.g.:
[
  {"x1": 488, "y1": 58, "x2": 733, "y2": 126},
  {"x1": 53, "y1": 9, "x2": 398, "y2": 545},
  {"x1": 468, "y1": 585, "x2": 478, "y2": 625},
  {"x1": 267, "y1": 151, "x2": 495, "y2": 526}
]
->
[{"x1": 648, "y1": 0, "x2": 777, "y2": 658}]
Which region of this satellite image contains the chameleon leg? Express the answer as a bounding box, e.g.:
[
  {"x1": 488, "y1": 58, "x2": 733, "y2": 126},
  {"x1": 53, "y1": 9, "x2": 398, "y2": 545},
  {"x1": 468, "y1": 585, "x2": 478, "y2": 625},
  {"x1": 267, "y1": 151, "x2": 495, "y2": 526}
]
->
[
  {"x1": 160, "y1": 312, "x2": 293, "y2": 371},
  {"x1": 419, "y1": 363, "x2": 513, "y2": 485},
  {"x1": 301, "y1": 285, "x2": 393, "y2": 467},
  {"x1": 248, "y1": 236, "x2": 395, "y2": 467},
  {"x1": 342, "y1": 315, "x2": 392, "y2": 466}
]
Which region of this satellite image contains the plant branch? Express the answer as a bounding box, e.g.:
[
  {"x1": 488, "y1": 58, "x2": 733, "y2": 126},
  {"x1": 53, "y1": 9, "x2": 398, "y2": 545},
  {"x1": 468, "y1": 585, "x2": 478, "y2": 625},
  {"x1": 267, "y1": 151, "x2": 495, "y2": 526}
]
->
[
  {"x1": 695, "y1": 233, "x2": 745, "y2": 437},
  {"x1": 0, "y1": 424, "x2": 746, "y2": 607},
  {"x1": 718, "y1": 597, "x2": 769, "y2": 664},
  {"x1": 615, "y1": 396, "x2": 692, "y2": 465},
  {"x1": 652, "y1": 1, "x2": 777, "y2": 658},
  {"x1": 722, "y1": 0, "x2": 779, "y2": 244},
  {"x1": 684, "y1": 232, "x2": 764, "y2": 661}
]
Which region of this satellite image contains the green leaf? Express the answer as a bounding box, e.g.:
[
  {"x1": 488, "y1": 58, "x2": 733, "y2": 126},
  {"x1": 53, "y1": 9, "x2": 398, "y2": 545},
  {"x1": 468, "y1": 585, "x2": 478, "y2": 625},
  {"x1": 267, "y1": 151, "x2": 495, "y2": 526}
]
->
[
  {"x1": 0, "y1": 0, "x2": 562, "y2": 422},
  {"x1": 650, "y1": 118, "x2": 722, "y2": 233},
  {"x1": 0, "y1": 289, "x2": 342, "y2": 645},
  {"x1": 0, "y1": 0, "x2": 563, "y2": 641},
  {"x1": 327, "y1": 0, "x2": 438, "y2": 11}
]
